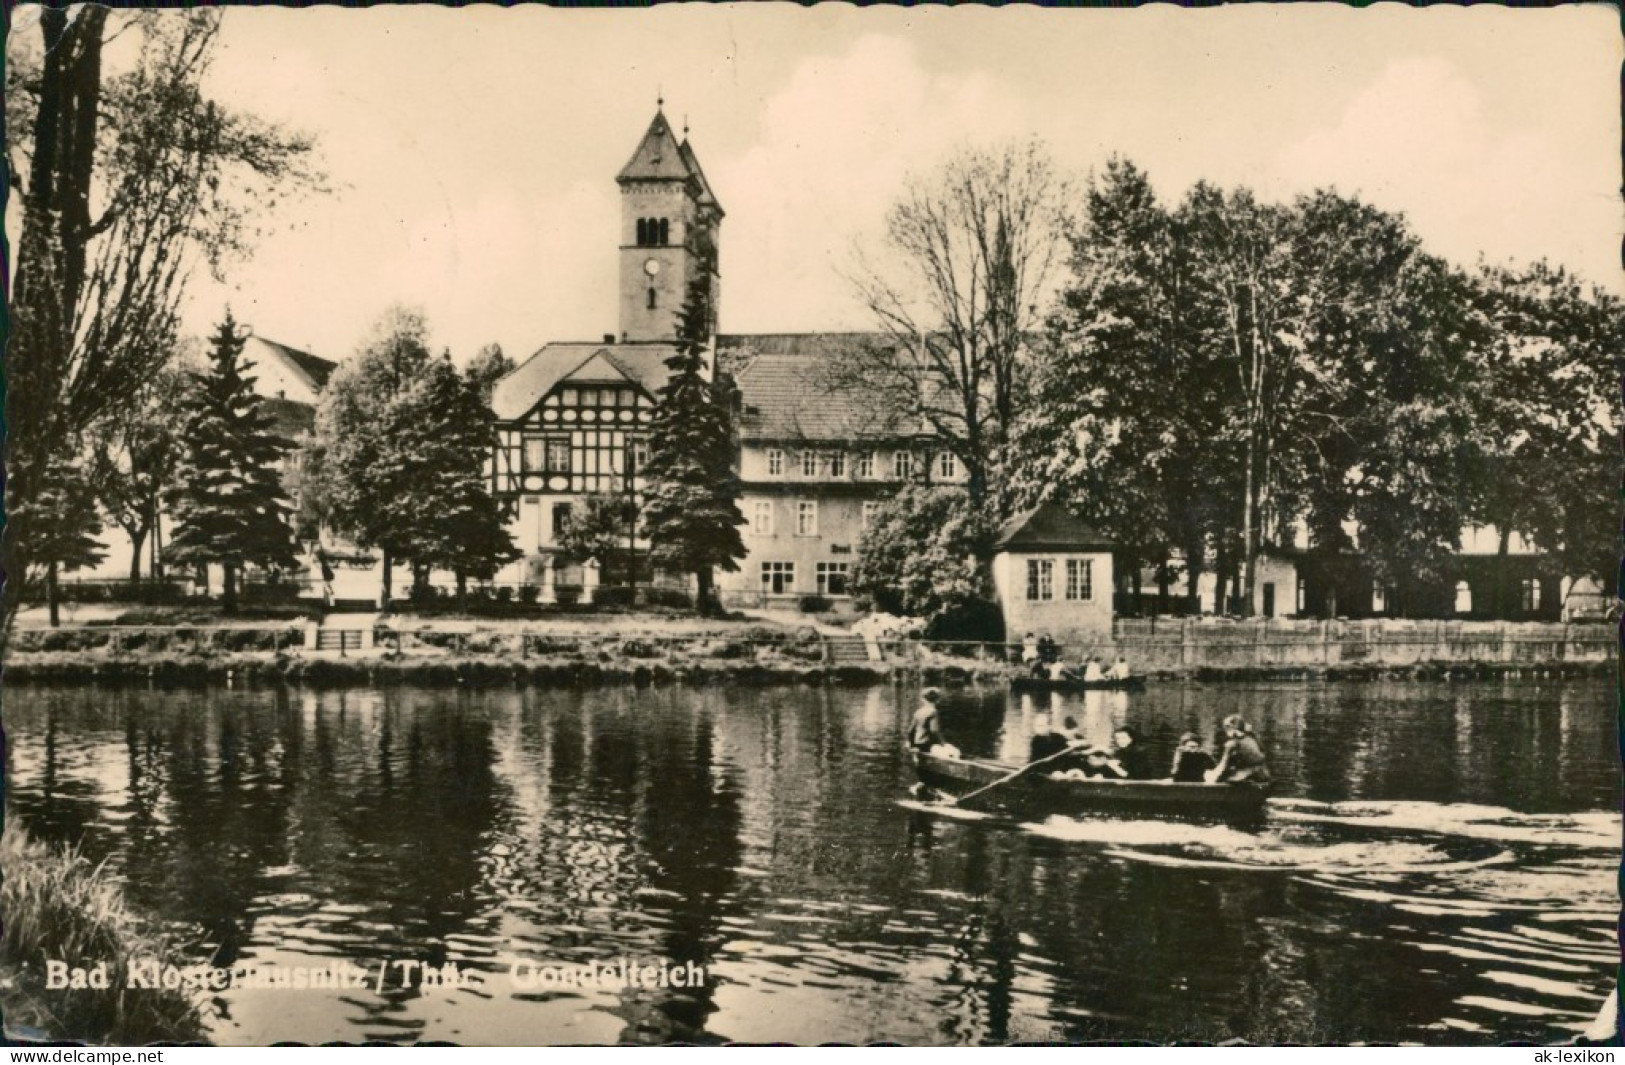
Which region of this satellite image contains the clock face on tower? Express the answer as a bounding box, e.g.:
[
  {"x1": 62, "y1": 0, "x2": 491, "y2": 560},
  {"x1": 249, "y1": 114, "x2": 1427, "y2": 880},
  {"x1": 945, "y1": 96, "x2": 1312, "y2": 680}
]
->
[{"x1": 643, "y1": 258, "x2": 662, "y2": 277}]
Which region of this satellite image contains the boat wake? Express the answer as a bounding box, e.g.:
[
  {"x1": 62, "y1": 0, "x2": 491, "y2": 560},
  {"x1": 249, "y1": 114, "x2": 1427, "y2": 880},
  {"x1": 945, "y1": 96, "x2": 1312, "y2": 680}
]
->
[
  {"x1": 1266, "y1": 799, "x2": 1620, "y2": 852},
  {"x1": 1024, "y1": 816, "x2": 1514, "y2": 873}
]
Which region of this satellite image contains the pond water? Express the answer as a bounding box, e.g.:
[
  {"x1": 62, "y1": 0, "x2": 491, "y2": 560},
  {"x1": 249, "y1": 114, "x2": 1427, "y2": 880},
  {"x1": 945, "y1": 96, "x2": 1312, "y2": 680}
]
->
[{"x1": 4, "y1": 678, "x2": 1618, "y2": 1045}]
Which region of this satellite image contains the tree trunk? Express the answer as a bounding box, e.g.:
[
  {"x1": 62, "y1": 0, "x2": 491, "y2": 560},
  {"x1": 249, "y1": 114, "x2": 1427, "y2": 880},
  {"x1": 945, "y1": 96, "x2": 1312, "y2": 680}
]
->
[
  {"x1": 150, "y1": 506, "x2": 164, "y2": 581},
  {"x1": 127, "y1": 526, "x2": 147, "y2": 583},
  {"x1": 223, "y1": 563, "x2": 238, "y2": 615},
  {"x1": 456, "y1": 569, "x2": 467, "y2": 612},
  {"x1": 1157, "y1": 562, "x2": 1170, "y2": 616},
  {"x1": 47, "y1": 561, "x2": 61, "y2": 628},
  {"x1": 1495, "y1": 526, "x2": 1511, "y2": 619},
  {"x1": 1212, "y1": 545, "x2": 1228, "y2": 616},
  {"x1": 695, "y1": 568, "x2": 716, "y2": 616},
  {"x1": 381, "y1": 550, "x2": 394, "y2": 609}
]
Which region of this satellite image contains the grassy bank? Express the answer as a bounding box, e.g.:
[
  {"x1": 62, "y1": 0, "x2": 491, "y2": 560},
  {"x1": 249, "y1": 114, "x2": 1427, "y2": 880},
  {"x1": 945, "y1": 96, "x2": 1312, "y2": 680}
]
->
[{"x1": 1, "y1": 821, "x2": 207, "y2": 1044}]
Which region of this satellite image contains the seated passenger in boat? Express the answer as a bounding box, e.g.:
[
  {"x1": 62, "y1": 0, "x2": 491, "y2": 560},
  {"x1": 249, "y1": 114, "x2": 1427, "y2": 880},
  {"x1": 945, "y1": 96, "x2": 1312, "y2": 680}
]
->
[
  {"x1": 1046, "y1": 659, "x2": 1072, "y2": 681},
  {"x1": 1036, "y1": 633, "x2": 1059, "y2": 665},
  {"x1": 1078, "y1": 745, "x2": 1125, "y2": 779},
  {"x1": 1106, "y1": 656, "x2": 1131, "y2": 680},
  {"x1": 1029, "y1": 716, "x2": 1072, "y2": 764},
  {"x1": 1021, "y1": 632, "x2": 1039, "y2": 665},
  {"x1": 1209, "y1": 715, "x2": 1271, "y2": 784},
  {"x1": 1082, "y1": 657, "x2": 1105, "y2": 683},
  {"x1": 1110, "y1": 726, "x2": 1154, "y2": 780},
  {"x1": 1169, "y1": 732, "x2": 1217, "y2": 782}
]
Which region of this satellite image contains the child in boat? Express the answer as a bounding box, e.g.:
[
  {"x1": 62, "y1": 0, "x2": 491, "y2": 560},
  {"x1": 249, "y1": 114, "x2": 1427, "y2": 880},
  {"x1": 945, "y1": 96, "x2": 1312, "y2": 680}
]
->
[
  {"x1": 1170, "y1": 732, "x2": 1217, "y2": 782},
  {"x1": 1082, "y1": 657, "x2": 1105, "y2": 682},
  {"x1": 1208, "y1": 715, "x2": 1272, "y2": 784},
  {"x1": 1107, "y1": 656, "x2": 1131, "y2": 681}
]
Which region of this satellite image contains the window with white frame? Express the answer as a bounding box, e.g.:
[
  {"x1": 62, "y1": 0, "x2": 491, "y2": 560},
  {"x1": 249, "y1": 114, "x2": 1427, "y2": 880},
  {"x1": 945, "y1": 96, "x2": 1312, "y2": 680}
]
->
[
  {"x1": 855, "y1": 451, "x2": 875, "y2": 479},
  {"x1": 936, "y1": 451, "x2": 958, "y2": 480},
  {"x1": 816, "y1": 562, "x2": 850, "y2": 596},
  {"x1": 1065, "y1": 559, "x2": 1093, "y2": 601},
  {"x1": 767, "y1": 449, "x2": 784, "y2": 477},
  {"x1": 522, "y1": 436, "x2": 546, "y2": 473},
  {"x1": 1027, "y1": 559, "x2": 1054, "y2": 602},
  {"x1": 751, "y1": 501, "x2": 774, "y2": 536},
  {"x1": 796, "y1": 500, "x2": 818, "y2": 536},
  {"x1": 545, "y1": 438, "x2": 571, "y2": 474},
  {"x1": 827, "y1": 451, "x2": 846, "y2": 478},
  {"x1": 1521, "y1": 578, "x2": 1541, "y2": 612},
  {"x1": 893, "y1": 450, "x2": 915, "y2": 480},
  {"x1": 801, "y1": 450, "x2": 819, "y2": 477},
  {"x1": 1454, "y1": 580, "x2": 1473, "y2": 615},
  {"x1": 1371, "y1": 582, "x2": 1387, "y2": 614},
  {"x1": 861, "y1": 501, "x2": 881, "y2": 530},
  {"x1": 1297, "y1": 578, "x2": 1308, "y2": 614},
  {"x1": 761, "y1": 561, "x2": 795, "y2": 595}
]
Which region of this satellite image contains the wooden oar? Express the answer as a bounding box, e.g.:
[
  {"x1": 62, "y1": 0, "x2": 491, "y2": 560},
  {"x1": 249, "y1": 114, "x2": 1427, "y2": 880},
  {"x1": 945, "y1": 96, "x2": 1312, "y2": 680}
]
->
[{"x1": 950, "y1": 745, "x2": 1081, "y2": 807}]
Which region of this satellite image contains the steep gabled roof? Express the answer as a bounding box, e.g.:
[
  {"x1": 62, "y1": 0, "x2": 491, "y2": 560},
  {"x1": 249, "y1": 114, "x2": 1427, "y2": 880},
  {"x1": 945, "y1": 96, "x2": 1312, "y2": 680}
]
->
[
  {"x1": 993, "y1": 502, "x2": 1114, "y2": 553},
  {"x1": 247, "y1": 336, "x2": 336, "y2": 391},
  {"x1": 491, "y1": 342, "x2": 680, "y2": 422},
  {"x1": 616, "y1": 111, "x2": 691, "y2": 184}
]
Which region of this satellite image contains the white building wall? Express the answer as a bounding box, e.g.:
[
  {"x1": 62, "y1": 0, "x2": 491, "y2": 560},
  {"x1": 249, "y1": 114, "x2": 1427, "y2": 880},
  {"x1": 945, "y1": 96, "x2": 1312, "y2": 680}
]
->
[{"x1": 992, "y1": 549, "x2": 1115, "y2": 648}]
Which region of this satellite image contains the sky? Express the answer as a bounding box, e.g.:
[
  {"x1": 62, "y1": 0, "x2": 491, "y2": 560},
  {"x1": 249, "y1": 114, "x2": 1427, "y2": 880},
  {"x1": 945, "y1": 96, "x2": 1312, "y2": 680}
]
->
[{"x1": 26, "y1": 3, "x2": 1622, "y2": 366}]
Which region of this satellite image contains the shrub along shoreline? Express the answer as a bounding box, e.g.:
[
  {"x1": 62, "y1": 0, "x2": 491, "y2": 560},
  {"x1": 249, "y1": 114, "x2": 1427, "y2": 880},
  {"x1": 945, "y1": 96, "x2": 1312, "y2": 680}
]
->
[
  {"x1": 1, "y1": 820, "x2": 207, "y2": 1044},
  {"x1": 0, "y1": 646, "x2": 1609, "y2": 689}
]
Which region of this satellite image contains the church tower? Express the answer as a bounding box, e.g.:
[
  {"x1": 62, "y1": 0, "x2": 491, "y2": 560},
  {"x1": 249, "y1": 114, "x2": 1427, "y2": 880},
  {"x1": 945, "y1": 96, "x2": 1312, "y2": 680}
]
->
[{"x1": 616, "y1": 105, "x2": 723, "y2": 343}]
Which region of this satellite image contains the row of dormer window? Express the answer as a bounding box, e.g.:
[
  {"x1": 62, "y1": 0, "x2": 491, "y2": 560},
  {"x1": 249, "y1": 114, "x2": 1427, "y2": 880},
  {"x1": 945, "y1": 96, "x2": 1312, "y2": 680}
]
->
[{"x1": 762, "y1": 448, "x2": 958, "y2": 481}]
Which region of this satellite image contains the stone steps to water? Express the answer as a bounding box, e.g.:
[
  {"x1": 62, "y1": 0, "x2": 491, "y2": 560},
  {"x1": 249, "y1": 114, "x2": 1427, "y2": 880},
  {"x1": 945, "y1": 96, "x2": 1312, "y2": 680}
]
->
[{"x1": 825, "y1": 636, "x2": 872, "y2": 663}]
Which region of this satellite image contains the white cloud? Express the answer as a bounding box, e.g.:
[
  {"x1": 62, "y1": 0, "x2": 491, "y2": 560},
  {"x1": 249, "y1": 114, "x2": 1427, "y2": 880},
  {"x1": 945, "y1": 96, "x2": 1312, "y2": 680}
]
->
[
  {"x1": 713, "y1": 34, "x2": 1027, "y2": 333},
  {"x1": 1274, "y1": 56, "x2": 1622, "y2": 289}
]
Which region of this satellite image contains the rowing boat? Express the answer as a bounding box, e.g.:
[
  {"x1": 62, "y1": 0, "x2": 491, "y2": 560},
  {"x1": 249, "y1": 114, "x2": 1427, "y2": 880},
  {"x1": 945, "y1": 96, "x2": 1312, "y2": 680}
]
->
[
  {"x1": 1010, "y1": 675, "x2": 1147, "y2": 694},
  {"x1": 911, "y1": 749, "x2": 1269, "y2": 819}
]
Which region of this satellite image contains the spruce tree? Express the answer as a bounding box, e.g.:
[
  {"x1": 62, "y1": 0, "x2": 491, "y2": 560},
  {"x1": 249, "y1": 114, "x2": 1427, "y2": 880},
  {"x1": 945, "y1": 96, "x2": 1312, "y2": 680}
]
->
[
  {"x1": 20, "y1": 458, "x2": 107, "y2": 628},
  {"x1": 166, "y1": 312, "x2": 299, "y2": 613},
  {"x1": 640, "y1": 275, "x2": 746, "y2": 614}
]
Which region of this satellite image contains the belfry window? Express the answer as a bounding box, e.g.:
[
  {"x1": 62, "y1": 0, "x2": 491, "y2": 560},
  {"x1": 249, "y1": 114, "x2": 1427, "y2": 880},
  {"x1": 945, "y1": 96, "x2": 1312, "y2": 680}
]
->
[
  {"x1": 647, "y1": 287, "x2": 657, "y2": 309},
  {"x1": 636, "y1": 219, "x2": 648, "y2": 245},
  {"x1": 657, "y1": 218, "x2": 669, "y2": 245}
]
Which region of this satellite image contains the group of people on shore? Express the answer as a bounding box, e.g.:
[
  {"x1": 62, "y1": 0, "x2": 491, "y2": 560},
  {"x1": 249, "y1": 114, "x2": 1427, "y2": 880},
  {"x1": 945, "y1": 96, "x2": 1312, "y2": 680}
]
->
[
  {"x1": 908, "y1": 688, "x2": 1269, "y2": 786},
  {"x1": 1020, "y1": 633, "x2": 1132, "y2": 683}
]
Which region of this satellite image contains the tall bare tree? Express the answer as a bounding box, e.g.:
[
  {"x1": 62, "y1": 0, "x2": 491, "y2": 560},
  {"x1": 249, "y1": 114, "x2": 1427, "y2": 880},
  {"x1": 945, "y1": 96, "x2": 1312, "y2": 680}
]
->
[{"x1": 844, "y1": 141, "x2": 1068, "y2": 509}]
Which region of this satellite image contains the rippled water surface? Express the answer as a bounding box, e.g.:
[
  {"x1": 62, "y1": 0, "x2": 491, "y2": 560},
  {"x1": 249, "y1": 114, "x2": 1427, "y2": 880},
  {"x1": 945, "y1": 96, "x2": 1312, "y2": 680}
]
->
[{"x1": 4, "y1": 678, "x2": 1618, "y2": 1045}]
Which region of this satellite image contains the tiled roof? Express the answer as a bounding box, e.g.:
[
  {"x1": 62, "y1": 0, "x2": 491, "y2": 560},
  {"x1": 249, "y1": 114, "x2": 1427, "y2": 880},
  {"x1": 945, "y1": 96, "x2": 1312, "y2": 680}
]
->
[
  {"x1": 491, "y1": 342, "x2": 680, "y2": 422},
  {"x1": 721, "y1": 333, "x2": 933, "y2": 442},
  {"x1": 250, "y1": 336, "x2": 336, "y2": 390},
  {"x1": 993, "y1": 502, "x2": 1114, "y2": 552},
  {"x1": 616, "y1": 111, "x2": 691, "y2": 184}
]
